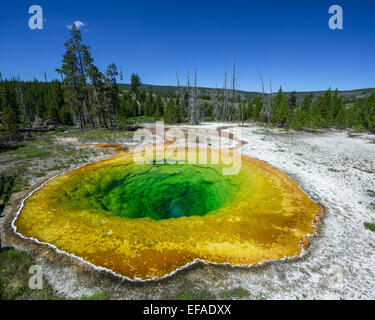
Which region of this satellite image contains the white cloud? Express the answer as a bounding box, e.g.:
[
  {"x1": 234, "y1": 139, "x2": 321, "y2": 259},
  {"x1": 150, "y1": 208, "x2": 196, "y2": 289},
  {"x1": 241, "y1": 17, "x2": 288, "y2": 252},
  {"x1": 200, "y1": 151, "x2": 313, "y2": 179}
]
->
[{"x1": 67, "y1": 21, "x2": 85, "y2": 30}]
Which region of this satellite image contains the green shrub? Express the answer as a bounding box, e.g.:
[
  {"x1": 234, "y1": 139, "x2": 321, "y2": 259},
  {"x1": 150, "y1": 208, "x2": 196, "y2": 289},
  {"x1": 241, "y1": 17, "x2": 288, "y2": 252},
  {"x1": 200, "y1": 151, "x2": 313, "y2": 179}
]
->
[
  {"x1": 219, "y1": 287, "x2": 250, "y2": 300},
  {"x1": 178, "y1": 289, "x2": 214, "y2": 300},
  {"x1": 78, "y1": 292, "x2": 108, "y2": 300},
  {"x1": 364, "y1": 222, "x2": 375, "y2": 232}
]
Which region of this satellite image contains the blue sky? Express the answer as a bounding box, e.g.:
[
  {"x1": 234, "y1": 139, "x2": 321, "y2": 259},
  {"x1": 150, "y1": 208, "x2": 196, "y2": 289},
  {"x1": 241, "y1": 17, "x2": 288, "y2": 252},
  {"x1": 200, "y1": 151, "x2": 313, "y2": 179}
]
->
[{"x1": 0, "y1": 0, "x2": 374, "y2": 92}]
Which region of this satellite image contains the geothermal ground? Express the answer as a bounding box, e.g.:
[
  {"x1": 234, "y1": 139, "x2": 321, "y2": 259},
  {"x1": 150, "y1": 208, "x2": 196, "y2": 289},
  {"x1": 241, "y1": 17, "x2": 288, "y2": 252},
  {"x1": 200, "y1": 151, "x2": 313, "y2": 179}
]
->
[
  {"x1": 194, "y1": 123, "x2": 375, "y2": 300},
  {"x1": 1, "y1": 123, "x2": 375, "y2": 300}
]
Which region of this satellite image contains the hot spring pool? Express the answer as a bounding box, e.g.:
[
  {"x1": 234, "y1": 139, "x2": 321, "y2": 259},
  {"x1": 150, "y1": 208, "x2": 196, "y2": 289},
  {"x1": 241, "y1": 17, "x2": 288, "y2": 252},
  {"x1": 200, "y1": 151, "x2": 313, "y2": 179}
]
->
[{"x1": 14, "y1": 149, "x2": 323, "y2": 280}]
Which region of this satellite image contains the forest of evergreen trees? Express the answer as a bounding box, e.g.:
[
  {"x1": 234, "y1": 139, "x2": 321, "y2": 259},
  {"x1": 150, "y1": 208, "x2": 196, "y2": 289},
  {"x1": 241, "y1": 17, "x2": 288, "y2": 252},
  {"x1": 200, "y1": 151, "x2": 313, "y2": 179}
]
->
[{"x1": 1, "y1": 25, "x2": 375, "y2": 148}]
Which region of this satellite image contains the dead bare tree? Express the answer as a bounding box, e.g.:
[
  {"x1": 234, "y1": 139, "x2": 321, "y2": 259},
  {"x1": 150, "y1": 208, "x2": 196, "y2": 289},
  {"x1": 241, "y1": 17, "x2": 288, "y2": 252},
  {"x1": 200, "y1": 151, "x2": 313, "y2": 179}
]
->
[
  {"x1": 120, "y1": 68, "x2": 124, "y2": 82},
  {"x1": 223, "y1": 71, "x2": 228, "y2": 121},
  {"x1": 230, "y1": 59, "x2": 237, "y2": 121},
  {"x1": 213, "y1": 82, "x2": 220, "y2": 121},
  {"x1": 176, "y1": 72, "x2": 180, "y2": 89},
  {"x1": 16, "y1": 85, "x2": 27, "y2": 122},
  {"x1": 57, "y1": 69, "x2": 64, "y2": 82},
  {"x1": 258, "y1": 70, "x2": 267, "y2": 122},
  {"x1": 268, "y1": 77, "x2": 273, "y2": 123},
  {"x1": 186, "y1": 69, "x2": 191, "y2": 122},
  {"x1": 176, "y1": 72, "x2": 184, "y2": 121},
  {"x1": 192, "y1": 69, "x2": 200, "y2": 124},
  {"x1": 240, "y1": 96, "x2": 245, "y2": 127}
]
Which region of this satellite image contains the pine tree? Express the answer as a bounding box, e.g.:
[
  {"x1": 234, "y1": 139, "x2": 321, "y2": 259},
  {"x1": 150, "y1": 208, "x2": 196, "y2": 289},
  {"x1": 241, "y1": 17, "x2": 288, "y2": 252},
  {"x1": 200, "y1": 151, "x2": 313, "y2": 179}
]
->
[
  {"x1": 105, "y1": 63, "x2": 121, "y2": 126},
  {"x1": 253, "y1": 96, "x2": 263, "y2": 121},
  {"x1": 320, "y1": 89, "x2": 333, "y2": 126},
  {"x1": 245, "y1": 100, "x2": 253, "y2": 120},
  {"x1": 1, "y1": 106, "x2": 20, "y2": 145},
  {"x1": 272, "y1": 87, "x2": 290, "y2": 127},
  {"x1": 301, "y1": 93, "x2": 312, "y2": 112},
  {"x1": 130, "y1": 73, "x2": 141, "y2": 94},
  {"x1": 83, "y1": 48, "x2": 108, "y2": 128},
  {"x1": 288, "y1": 91, "x2": 297, "y2": 109},
  {"x1": 1, "y1": 84, "x2": 19, "y2": 122},
  {"x1": 164, "y1": 97, "x2": 179, "y2": 123},
  {"x1": 153, "y1": 94, "x2": 163, "y2": 120},
  {"x1": 57, "y1": 24, "x2": 96, "y2": 128},
  {"x1": 144, "y1": 94, "x2": 153, "y2": 117},
  {"x1": 366, "y1": 92, "x2": 375, "y2": 132}
]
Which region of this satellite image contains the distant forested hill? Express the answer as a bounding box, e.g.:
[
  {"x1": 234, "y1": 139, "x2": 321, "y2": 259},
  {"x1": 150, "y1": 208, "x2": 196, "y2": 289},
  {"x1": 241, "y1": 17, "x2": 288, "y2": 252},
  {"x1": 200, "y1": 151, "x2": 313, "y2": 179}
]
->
[
  {"x1": 118, "y1": 83, "x2": 374, "y2": 103},
  {"x1": 118, "y1": 83, "x2": 262, "y2": 100}
]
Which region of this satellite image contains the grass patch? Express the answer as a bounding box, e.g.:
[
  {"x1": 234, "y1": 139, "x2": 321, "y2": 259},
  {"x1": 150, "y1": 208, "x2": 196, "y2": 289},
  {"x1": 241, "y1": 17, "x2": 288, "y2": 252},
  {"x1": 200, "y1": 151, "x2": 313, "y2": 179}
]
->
[
  {"x1": 49, "y1": 165, "x2": 64, "y2": 172},
  {"x1": 2, "y1": 141, "x2": 53, "y2": 160},
  {"x1": 78, "y1": 292, "x2": 109, "y2": 300},
  {"x1": 33, "y1": 171, "x2": 46, "y2": 178},
  {"x1": 0, "y1": 249, "x2": 110, "y2": 300},
  {"x1": 0, "y1": 129, "x2": 134, "y2": 212},
  {"x1": 0, "y1": 249, "x2": 63, "y2": 300},
  {"x1": 364, "y1": 222, "x2": 375, "y2": 232},
  {"x1": 0, "y1": 170, "x2": 29, "y2": 210},
  {"x1": 128, "y1": 116, "x2": 155, "y2": 123},
  {"x1": 57, "y1": 128, "x2": 133, "y2": 144},
  {"x1": 218, "y1": 287, "x2": 250, "y2": 300},
  {"x1": 366, "y1": 190, "x2": 375, "y2": 197},
  {"x1": 255, "y1": 293, "x2": 267, "y2": 300}
]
